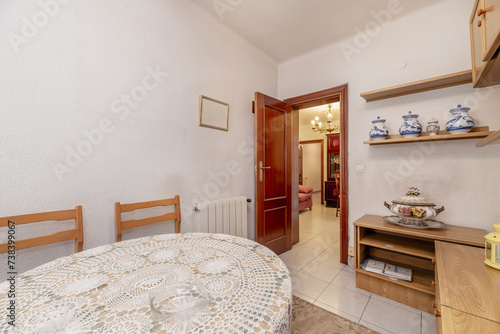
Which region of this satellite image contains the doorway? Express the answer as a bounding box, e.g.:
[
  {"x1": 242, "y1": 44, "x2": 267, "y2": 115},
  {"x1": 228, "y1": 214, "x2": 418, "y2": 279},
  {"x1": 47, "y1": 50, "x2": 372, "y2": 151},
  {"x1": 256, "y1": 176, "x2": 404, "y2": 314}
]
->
[
  {"x1": 299, "y1": 140, "x2": 324, "y2": 204},
  {"x1": 285, "y1": 84, "x2": 349, "y2": 265}
]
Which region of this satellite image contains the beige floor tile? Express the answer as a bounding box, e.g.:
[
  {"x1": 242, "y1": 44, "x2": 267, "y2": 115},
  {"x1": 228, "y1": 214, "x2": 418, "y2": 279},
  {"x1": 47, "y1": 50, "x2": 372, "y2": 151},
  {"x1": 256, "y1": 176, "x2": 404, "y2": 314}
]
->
[
  {"x1": 292, "y1": 271, "x2": 330, "y2": 300},
  {"x1": 316, "y1": 283, "x2": 370, "y2": 318},
  {"x1": 300, "y1": 237, "x2": 334, "y2": 252},
  {"x1": 421, "y1": 311, "x2": 437, "y2": 334},
  {"x1": 287, "y1": 244, "x2": 323, "y2": 260},
  {"x1": 288, "y1": 268, "x2": 298, "y2": 277},
  {"x1": 313, "y1": 301, "x2": 360, "y2": 324},
  {"x1": 292, "y1": 291, "x2": 315, "y2": 304},
  {"x1": 361, "y1": 298, "x2": 421, "y2": 334},
  {"x1": 309, "y1": 254, "x2": 345, "y2": 270},
  {"x1": 279, "y1": 252, "x2": 309, "y2": 271},
  {"x1": 331, "y1": 270, "x2": 371, "y2": 296},
  {"x1": 299, "y1": 261, "x2": 342, "y2": 282},
  {"x1": 370, "y1": 293, "x2": 422, "y2": 315},
  {"x1": 359, "y1": 320, "x2": 394, "y2": 334}
]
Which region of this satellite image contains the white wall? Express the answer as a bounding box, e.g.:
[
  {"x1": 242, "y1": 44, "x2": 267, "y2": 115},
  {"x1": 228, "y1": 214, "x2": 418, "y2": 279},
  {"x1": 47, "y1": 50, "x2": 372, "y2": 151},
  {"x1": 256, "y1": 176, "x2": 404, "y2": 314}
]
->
[
  {"x1": 302, "y1": 143, "x2": 322, "y2": 190},
  {"x1": 0, "y1": 0, "x2": 277, "y2": 279},
  {"x1": 279, "y1": 0, "x2": 500, "y2": 247}
]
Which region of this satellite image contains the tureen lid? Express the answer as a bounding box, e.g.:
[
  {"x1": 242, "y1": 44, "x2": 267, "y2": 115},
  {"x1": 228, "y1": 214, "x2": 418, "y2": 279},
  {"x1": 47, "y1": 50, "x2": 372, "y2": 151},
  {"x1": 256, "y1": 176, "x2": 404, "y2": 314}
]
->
[
  {"x1": 402, "y1": 111, "x2": 418, "y2": 119},
  {"x1": 428, "y1": 118, "x2": 439, "y2": 123},
  {"x1": 449, "y1": 104, "x2": 470, "y2": 112},
  {"x1": 372, "y1": 116, "x2": 386, "y2": 123},
  {"x1": 391, "y1": 187, "x2": 436, "y2": 206}
]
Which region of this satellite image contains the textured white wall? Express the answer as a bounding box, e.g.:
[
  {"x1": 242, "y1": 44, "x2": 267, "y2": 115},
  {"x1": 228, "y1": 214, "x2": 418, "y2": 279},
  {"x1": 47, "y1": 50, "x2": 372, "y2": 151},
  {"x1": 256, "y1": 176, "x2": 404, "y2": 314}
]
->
[
  {"x1": 0, "y1": 0, "x2": 277, "y2": 279},
  {"x1": 279, "y1": 0, "x2": 500, "y2": 247}
]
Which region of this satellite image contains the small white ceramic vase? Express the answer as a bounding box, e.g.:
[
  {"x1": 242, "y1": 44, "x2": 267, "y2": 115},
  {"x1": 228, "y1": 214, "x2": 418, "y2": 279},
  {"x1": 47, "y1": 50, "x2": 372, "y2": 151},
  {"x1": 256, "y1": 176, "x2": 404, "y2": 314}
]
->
[
  {"x1": 426, "y1": 118, "x2": 440, "y2": 136},
  {"x1": 369, "y1": 116, "x2": 389, "y2": 140},
  {"x1": 399, "y1": 111, "x2": 422, "y2": 138}
]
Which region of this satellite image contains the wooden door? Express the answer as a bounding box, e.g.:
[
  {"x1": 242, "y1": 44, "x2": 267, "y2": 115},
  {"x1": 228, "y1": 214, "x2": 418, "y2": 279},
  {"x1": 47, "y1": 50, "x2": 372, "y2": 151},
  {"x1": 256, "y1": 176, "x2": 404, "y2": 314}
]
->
[{"x1": 254, "y1": 92, "x2": 292, "y2": 255}]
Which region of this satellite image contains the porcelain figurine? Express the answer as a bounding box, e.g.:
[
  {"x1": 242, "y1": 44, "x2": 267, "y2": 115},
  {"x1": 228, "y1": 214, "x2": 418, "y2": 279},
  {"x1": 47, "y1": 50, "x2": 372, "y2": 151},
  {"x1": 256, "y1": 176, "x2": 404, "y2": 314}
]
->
[
  {"x1": 399, "y1": 111, "x2": 422, "y2": 138},
  {"x1": 445, "y1": 105, "x2": 474, "y2": 134},
  {"x1": 426, "y1": 118, "x2": 440, "y2": 136},
  {"x1": 369, "y1": 116, "x2": 389, "y2": 140},
  {"x1": 384, "y1": 187, "x2": 445, "y2": 226}
]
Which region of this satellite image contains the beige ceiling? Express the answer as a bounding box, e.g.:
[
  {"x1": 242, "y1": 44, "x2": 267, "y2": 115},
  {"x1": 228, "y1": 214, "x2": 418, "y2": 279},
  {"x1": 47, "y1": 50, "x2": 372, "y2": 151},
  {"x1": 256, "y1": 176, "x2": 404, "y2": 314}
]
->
[{"x1": 192, "y1": 0, "x2": 443, "y2": 62}]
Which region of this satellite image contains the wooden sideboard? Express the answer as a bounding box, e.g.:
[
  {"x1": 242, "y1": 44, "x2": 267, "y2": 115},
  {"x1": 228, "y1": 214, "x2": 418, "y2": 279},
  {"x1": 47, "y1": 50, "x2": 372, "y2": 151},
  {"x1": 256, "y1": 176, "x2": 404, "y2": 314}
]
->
[
  {"x1": 434, "y1": 241, "x2": 500, "y2": 333},
  {"x1": 354, "y1": 214, "x2": 487, "y2": 313}
]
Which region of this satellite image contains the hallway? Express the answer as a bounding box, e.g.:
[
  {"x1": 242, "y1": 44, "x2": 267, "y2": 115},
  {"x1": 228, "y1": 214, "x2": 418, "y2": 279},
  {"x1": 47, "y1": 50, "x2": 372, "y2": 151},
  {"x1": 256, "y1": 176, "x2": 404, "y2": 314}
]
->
[{"x1": 279, "y1": 192, "x2": 437, "y2": 334}]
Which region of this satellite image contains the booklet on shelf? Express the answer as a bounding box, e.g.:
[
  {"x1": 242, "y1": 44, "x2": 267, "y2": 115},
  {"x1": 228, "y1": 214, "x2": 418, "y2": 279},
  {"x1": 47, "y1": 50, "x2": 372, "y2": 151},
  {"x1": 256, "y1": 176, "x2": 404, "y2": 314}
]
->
[{"x1": 361, "y1": 259, "x2": 412, "y2": 281}]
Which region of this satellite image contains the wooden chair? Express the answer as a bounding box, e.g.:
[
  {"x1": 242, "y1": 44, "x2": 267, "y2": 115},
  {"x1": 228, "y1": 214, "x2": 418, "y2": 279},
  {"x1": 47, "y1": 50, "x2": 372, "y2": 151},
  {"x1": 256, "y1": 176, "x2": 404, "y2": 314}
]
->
[
  {"x1": 115, "y1": 195, "x2": 181, "y2": 242},
  {"x1": 0, "y1": 206, "x2": 84, "y2": 254},
  {"x1": 334, "y1": 171, "x2": 341, "y2": 217}
]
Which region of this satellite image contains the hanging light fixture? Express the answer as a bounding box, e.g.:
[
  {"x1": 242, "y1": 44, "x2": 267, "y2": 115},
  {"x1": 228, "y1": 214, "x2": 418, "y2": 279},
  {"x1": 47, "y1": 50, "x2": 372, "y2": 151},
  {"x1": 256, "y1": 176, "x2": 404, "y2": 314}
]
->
[{"x1": 311, "y1": 104, "x2": 340, "y2": 134}]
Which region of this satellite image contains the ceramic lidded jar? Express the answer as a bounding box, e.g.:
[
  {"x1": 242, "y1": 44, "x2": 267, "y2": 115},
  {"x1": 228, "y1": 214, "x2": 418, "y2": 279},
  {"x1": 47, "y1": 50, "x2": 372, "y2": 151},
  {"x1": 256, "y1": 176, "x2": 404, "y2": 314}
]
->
[
  {"x1": 369, "y1": 116, "x2": 389, "y2": 140},
  {"x1": 426, "y1": 118, "x2": 440, "y2": 136},
  {"x1": 445, "y1": 105, "x2": 475, "y2": 134},
  {"x1": 399, "y1": 111, "x2": 422, "y2": 138}
]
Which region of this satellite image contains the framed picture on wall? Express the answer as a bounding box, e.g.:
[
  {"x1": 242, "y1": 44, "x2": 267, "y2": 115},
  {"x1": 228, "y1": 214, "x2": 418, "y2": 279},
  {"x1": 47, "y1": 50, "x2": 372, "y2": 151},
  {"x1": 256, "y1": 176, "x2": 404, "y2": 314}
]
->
[{"x1": 199, "y1": 95, "x2": 229, "y2": 131}]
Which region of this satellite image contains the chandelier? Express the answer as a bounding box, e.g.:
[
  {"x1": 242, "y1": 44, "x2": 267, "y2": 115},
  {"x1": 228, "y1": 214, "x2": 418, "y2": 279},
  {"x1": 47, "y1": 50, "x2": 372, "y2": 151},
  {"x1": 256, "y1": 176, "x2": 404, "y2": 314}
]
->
[{"x1": 310, "y1": 104, "x2": 340, "y2": 134}]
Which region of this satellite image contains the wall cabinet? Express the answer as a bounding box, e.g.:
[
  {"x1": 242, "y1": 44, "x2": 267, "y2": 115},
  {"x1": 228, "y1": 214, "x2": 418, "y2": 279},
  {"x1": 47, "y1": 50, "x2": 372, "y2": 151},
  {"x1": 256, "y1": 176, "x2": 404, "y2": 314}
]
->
[
  {"x1": 354, "y1": 215, "x2": 486, "y2": 313},
  {"x1": 326, "y1": 133, "x2": 340, "y2": 180},
  {"x1": 470, "y1": 0, "x2": 500, "y2": 87}
]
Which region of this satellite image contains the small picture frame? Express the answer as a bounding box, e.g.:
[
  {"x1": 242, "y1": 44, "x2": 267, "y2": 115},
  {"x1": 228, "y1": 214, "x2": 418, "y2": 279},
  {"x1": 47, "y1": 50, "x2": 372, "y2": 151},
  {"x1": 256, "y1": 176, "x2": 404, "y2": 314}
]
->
[{"x1": 199, "y1": 95, "x2": 229, "y2": 131}]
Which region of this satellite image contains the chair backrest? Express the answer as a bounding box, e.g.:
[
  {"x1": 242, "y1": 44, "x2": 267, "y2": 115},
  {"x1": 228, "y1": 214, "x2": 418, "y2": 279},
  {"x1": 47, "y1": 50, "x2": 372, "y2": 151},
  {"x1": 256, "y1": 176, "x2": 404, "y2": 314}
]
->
[
  {"x1": 115, "y1": 195, "x2": 181, "y2": 242},
  {"x1": 334, "y1": 171, "x2": 340, "y2": 195},
  {"x1": 0, "y1": 206, "x2": 84, "y2": 254}
]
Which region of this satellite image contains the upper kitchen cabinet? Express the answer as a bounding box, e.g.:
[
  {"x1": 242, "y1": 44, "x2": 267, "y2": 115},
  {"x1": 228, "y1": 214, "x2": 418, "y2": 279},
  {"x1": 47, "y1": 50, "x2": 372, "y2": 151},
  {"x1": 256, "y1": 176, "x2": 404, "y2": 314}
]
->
[{"x1": 470, "y1": 0, "x2": 500, "y2": 87}]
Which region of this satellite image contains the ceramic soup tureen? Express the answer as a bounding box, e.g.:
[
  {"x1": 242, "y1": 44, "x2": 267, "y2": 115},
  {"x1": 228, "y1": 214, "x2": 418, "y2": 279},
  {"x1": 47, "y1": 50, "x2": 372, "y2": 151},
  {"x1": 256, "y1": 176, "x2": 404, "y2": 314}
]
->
[{"x1": 384, "y1": 187, "x2": 444, "y2": 227}]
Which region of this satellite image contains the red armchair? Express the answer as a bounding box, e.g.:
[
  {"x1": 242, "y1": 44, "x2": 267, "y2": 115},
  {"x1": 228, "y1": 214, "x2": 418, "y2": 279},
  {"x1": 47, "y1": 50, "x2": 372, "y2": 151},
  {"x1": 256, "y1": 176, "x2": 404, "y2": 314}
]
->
[{"x1": 299, "y1": 185, "x2": 313, "y2": 211}]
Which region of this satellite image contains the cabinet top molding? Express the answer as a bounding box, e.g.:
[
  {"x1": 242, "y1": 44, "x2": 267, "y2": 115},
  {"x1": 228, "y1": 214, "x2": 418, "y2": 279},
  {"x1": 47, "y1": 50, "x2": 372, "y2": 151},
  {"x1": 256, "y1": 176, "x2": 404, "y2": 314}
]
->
[{"x1": 360, "y1": 70, "x2": 473, "y2": 102}]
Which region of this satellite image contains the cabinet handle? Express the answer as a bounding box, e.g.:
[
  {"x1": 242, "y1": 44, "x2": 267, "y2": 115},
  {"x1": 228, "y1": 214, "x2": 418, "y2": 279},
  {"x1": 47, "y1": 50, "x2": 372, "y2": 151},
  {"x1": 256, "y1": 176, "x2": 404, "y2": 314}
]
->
[
  {"x1": 478, "y1": 8, "x2": 487, "y2": 16},
  {"x1": 431, "y1": 258, "x2": 436, "y2": 264},
  {"x1": 478, "y1": 20, "x2": 482, "y2": 27},
  {"x1": 432, "y1": 303, "x2": 437, "y2": 309},
  {"x1": 432, "y1": 280, "x2": 437, "y2": 287},
  {"x1": 434, "y1": 309, "x2": 441, "y2": 317}
]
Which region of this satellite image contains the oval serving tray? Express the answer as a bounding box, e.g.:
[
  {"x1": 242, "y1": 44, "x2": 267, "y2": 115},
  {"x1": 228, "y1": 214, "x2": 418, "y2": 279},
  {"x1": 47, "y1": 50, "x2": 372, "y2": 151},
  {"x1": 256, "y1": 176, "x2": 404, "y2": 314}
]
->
[{"x1": 383, "y1": 216, "x2": 447, "y2": 229}]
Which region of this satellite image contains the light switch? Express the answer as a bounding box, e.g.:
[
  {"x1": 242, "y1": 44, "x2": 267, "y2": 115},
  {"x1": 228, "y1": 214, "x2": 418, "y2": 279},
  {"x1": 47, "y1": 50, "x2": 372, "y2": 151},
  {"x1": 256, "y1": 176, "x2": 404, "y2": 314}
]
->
[{"x1": 356, "y1": 165, "x2": 365, "y2": 173}]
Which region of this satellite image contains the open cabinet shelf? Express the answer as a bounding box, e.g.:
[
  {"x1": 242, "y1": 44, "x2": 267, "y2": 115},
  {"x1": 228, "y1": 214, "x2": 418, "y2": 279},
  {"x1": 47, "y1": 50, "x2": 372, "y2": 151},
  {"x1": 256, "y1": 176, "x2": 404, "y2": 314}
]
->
[
  {"x1": 364, "y1": 126, "x2": 493, "y2": 145},
  {"x1": 360, "y1": 70, "x2": 472, "y2": 102}
]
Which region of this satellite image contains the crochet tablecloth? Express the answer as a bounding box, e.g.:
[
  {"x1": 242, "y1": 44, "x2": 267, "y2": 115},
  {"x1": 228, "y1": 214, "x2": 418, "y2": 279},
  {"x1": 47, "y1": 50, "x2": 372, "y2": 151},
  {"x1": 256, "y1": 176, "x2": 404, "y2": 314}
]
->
[{"x1": 0, "y1": 233, "x2": 292, "y2": 333}]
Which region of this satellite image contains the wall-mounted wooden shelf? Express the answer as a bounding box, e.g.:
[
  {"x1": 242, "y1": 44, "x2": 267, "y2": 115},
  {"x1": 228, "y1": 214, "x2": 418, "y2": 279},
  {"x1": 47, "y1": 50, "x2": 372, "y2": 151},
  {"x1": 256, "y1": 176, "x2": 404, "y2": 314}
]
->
[
  {"x1": 476, "y1": 129, "x2": 500, "y2": 147},
  {"x1": 360, "y1": 70, "x2": 473, "y2": 102},
  {"x1": 364, "y1": 126, "x2": 493, "y2": 145}
]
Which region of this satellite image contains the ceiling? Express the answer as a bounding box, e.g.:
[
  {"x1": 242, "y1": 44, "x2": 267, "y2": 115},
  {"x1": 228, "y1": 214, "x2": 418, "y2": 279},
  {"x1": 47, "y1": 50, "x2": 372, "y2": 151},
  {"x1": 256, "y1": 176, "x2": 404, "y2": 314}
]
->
[{"x1": 192, "y1": 0, "x2": 442, "y2": 62}]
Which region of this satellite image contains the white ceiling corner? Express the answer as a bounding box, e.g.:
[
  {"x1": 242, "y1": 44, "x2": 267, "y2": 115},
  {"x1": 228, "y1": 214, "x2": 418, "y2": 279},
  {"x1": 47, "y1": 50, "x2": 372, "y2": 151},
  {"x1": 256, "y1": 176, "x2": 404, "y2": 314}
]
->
[{"x1": 193, "y1": 0, "x2": 444, "y2": 62}]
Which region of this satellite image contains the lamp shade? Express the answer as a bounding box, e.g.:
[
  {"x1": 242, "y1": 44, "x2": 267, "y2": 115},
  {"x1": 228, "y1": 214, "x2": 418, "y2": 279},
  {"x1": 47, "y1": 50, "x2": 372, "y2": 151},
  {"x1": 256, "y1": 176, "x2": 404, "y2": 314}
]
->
[{"x1": 485, "y1": 221, "x2": 500, "y2": 270}]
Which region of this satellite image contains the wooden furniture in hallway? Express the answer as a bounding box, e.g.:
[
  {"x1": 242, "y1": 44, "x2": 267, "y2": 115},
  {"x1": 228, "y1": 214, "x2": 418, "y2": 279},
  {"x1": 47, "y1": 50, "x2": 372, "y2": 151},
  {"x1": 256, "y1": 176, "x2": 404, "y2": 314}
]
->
[
  {"x1": 324, "y1": 133, "x2": 340, "y2": 208},
  {"x1": 354, "y1": 214, "x2": 486, "y2": 313},
  {"x1": 434, "y1": 241, "x2": 500, "y2": 333}
]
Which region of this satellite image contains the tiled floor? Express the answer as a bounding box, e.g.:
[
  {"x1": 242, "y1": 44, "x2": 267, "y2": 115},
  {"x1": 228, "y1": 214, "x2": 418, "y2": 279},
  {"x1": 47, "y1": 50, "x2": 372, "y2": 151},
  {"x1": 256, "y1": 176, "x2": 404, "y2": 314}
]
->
[{"x1": 281, "y1": 192, "x2": 437, "y2": 334}]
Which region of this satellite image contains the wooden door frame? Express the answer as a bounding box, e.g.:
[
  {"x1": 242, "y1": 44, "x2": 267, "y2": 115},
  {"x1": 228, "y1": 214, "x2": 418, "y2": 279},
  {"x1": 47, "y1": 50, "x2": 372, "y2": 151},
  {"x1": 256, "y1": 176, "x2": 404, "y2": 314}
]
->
[
  {"x1": 285, "y1": 83, "x2": 349, "y2": 265},
  {"x1": 298, "y1": 139, "x2": 324, "y2": 204}
]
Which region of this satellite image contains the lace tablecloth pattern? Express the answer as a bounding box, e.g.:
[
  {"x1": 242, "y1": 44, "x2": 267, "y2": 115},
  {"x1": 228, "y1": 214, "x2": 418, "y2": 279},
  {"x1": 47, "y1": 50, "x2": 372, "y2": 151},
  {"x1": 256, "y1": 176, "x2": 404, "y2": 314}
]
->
[{"x1": 0, "y1": 233, "x2": 292, "y2": 333}]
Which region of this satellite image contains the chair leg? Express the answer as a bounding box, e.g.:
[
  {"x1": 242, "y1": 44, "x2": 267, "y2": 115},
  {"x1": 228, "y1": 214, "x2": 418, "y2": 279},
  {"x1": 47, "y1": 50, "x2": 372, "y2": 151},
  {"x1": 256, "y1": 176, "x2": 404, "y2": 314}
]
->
[{"x1": 336, "y1": 198, "x2": 340, "y2": 217}]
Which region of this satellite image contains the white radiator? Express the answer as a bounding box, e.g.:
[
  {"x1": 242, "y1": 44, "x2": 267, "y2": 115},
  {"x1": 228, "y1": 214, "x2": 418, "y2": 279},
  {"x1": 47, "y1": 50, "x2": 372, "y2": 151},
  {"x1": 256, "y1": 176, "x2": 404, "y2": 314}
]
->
[{"x1": 194, "y1": 196, "x2": 248, "y2": 238}]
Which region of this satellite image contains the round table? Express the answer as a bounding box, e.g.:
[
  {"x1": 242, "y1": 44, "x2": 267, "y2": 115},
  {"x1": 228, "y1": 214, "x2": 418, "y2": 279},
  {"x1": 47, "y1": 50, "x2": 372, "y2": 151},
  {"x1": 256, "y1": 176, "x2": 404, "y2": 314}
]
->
[{"x1": 0, "y1": 233, "x2": 292, "y2": 333}]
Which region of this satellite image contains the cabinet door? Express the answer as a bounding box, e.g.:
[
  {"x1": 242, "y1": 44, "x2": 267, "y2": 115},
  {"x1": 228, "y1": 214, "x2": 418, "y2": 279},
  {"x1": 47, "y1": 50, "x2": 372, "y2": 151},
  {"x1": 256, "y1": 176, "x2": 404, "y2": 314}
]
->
[
  {"x1": 327, "y1": 133, "x2": 340, "y2": 153},
  {"x1": 481, "y1": 0, "x2": 500, "y2": 61}
]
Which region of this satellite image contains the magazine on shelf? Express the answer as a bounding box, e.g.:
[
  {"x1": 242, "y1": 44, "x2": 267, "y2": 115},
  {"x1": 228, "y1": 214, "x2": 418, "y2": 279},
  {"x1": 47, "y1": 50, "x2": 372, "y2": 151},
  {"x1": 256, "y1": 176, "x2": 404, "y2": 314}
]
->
[{"x1": 361, "y1": 259, "x2": 412, "y2": 281}]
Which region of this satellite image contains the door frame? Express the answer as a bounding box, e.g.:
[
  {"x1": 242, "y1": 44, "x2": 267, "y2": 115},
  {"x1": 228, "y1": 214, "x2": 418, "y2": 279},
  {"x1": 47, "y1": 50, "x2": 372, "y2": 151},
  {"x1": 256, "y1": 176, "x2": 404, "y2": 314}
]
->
[
  {"x1": 298, "y1": 139, "x2": 324, "y2": 204},
  {"x1": 285, "y1": 83, "x2": 349, "y2": 265}
]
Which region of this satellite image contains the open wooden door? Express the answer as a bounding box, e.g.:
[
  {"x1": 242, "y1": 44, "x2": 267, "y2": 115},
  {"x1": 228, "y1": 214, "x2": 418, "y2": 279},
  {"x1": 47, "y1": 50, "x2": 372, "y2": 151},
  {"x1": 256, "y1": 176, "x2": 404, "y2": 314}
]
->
[{"x1": 254, "y1": 92, "x2": 293, "y2": 255}]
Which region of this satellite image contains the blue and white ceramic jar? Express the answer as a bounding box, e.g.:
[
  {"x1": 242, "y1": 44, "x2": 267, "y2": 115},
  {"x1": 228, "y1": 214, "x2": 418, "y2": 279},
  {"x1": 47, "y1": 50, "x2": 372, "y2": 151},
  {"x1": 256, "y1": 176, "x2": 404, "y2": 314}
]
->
[
  {"x1": 369, "y1": 116, "x2": 389, "y2": 140},
  {"x1": 399, "y1": 111, "x2": 422, "y2": 138},
  {"x1": 445, "y1": 105, "x2": 474, "y2": 134},
  {"x1": 426, "y1": 118, "x2": 440, "y2": 136}
]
